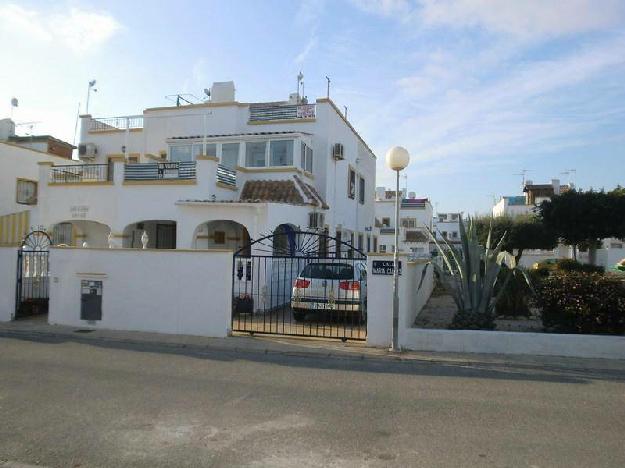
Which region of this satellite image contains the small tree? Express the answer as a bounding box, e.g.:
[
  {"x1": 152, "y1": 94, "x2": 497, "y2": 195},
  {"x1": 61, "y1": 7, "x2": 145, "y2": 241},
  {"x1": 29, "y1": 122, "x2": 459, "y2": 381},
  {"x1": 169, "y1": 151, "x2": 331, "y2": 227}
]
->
[
  {"x1": 539, "y1": 189, "x2": 625, "y2": 262},
  {"x1": 473, "y1": 215, "x2": 558, "y2": 264}
]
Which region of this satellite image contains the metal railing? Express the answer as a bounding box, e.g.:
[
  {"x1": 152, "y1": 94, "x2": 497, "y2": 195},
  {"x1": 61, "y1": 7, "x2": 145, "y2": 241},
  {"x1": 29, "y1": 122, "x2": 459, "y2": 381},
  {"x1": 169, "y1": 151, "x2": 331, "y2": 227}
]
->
[
  {"x1": 89, "y1": 115, "x2": 144, "y2": 132},
  {"x1": 249, "y1": 103, "x2": 316, "y2": 122},
  {"x1": 124, "y1": 161, "x2": 196, "y2": 181},
  {"x1": 217, "y1": 164, "x2": 236, "y2": 186},
  {"x1": 49, "y1": 164, "x2": 111, "y2": 183}
]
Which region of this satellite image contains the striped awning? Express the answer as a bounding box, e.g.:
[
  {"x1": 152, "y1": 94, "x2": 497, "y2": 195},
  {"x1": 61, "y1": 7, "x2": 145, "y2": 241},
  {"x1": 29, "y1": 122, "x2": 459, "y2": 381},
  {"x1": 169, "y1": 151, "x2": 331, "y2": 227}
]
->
[{"x1": 0, "y1": 210, "x2": 30, "y2": 246}]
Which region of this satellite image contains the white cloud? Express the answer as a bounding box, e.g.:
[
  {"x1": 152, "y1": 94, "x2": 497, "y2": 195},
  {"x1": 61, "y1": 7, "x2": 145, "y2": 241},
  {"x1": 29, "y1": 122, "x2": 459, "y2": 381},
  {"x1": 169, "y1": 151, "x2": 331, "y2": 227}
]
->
[
  {"x1": 295, "y1": 36, "x2": 318, "y2": 64},
  {"x1": 351, "y1": 0, "x2": 625, "y2": 38},
  {"x1": 0, "y1": 4, "x2": 121, "y2": 54}
]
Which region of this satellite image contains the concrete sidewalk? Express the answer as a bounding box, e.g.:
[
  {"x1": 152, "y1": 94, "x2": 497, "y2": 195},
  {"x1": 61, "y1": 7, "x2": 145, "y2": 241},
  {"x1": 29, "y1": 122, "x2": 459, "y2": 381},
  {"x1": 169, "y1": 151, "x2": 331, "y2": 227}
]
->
[{"x1": 1, "y1": 318, "x2": 624, "y2": 374}]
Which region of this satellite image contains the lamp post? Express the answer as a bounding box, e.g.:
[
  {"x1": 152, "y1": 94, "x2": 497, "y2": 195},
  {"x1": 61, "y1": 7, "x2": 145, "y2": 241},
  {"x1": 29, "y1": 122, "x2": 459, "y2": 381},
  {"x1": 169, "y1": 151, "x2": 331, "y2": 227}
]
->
[
  {"x1": 385, "y1": 146, "x2": 410, "y2": 352},
  {"x1": 85, "y1": 80, "x2": 97, "y2": 114}
]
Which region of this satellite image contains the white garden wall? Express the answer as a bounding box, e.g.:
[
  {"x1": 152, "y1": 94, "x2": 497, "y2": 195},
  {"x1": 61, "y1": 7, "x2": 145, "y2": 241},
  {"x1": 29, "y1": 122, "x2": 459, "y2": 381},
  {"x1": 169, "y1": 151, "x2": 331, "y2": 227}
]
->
[
  {"x1": 0, "y1": 247, "x2": 17, "y2": 321},
  {"x1": 367, "y1": 252, "x2": 625, "y2": 359},
  {"x1": 48, "y1": 247, "x2": 233, "y2": 337}
]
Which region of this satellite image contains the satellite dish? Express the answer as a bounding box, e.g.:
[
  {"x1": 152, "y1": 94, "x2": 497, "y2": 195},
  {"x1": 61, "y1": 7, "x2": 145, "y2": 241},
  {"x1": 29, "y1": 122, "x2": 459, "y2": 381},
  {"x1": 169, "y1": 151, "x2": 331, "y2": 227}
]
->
[{"x1": 11, "y1": 97, "x2": 18, "y2": 107}]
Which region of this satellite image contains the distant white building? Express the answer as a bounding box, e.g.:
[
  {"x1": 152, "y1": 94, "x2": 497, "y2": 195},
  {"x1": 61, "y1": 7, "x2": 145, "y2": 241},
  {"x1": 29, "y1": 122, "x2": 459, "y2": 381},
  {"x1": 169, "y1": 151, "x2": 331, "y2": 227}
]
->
[
  {"x1": 432, "y1": 212, "x2": 462, "y2": 245},
  {"x1": 374, "y1": 187, "x2": 433, "y2": 257},
  {"x1": 22, "y1": 81, "x2": 377, "y2": 253},
  {"x1": 492, "y1": 179, "x2": 569, "y2": 218}
]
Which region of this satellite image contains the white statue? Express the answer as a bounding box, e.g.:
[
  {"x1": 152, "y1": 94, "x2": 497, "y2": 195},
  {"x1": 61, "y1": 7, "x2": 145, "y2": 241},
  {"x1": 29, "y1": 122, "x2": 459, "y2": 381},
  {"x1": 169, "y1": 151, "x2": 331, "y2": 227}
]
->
[
  {"x1": 82, "y1": 241, "x2": 89, "y2": 248},
  {"x1": 107, "y1": 232, "x2": 114, "y2": 248},
  {"x1": 141, "y1": 230, "x2": 149, "y2": 249}
]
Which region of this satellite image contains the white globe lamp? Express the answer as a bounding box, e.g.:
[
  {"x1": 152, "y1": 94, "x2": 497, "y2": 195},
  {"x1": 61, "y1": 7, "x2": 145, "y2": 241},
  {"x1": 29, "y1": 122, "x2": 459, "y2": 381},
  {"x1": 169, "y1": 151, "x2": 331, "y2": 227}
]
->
[
  {"x1": 385, "y1": 146, "x2": 410, "y2": 171},
  {"x1": 385, "y1": 145, "x2": 410, "y2": 353}
]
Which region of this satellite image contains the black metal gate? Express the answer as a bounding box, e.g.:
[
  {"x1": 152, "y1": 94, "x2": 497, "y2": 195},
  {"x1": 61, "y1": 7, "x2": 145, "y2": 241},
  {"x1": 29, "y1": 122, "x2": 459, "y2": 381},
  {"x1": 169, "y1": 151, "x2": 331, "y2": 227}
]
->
[
  {"x1": 232, "y1": 230, "x2": 367, "y2": 341},
  {"x1": 15, "y1": 231, "x2": 51, "y2": 319}
]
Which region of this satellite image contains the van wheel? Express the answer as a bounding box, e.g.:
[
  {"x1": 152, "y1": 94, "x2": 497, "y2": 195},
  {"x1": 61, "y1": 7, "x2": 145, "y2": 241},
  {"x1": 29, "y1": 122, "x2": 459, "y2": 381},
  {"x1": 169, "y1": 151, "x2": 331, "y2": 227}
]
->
[{"x1": 293, "y1": 311, "x2": 306, "y2": 322}]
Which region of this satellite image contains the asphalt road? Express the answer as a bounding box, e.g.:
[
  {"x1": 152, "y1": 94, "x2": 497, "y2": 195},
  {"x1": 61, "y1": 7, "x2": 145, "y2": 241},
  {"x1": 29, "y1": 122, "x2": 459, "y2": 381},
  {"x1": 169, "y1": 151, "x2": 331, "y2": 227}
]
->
[{"x1": 1, "y1": 335, "x2": 624, "y2": 468}]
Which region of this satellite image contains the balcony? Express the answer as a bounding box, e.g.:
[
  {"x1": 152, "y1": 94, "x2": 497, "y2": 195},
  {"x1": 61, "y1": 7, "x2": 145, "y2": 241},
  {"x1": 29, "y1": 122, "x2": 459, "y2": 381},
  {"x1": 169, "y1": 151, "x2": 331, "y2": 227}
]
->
[
  {"x1": 89, "y1": 115, "x2": 143, "y2": 133},
  {"x1": 249, "y1": 103, "x2": 315, "y2": 123},
  {"x1": 49, "y1": 164, "x2": 112, "y2": 184},
  {"x1": 124, "y1": 161, "x2": 196, "y2": 181}
]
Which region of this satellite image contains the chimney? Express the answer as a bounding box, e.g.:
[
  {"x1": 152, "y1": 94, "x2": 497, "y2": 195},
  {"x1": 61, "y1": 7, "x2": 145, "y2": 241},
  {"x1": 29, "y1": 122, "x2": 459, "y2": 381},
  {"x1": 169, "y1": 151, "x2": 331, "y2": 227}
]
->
[
  {"x1": 552, "y1": 178, "x2": 561, "y2": 195},
  {"x1": 0, "y1": 118, "x2": 16, "y2": 140}
]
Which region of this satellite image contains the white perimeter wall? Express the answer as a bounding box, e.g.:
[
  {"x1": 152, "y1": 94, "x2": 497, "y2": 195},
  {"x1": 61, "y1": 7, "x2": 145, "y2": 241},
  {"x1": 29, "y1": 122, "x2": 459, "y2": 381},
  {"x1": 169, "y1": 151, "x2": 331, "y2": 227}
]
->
[
  {"x1": 0, "y1": 247, "x2": 16, "y2": 321},
  {"x1": 367, "y1": 252, "x2": 625, "y2": 359},
  {"x1": 49, "y1": 247, "x2": 233, "y2": 337}
]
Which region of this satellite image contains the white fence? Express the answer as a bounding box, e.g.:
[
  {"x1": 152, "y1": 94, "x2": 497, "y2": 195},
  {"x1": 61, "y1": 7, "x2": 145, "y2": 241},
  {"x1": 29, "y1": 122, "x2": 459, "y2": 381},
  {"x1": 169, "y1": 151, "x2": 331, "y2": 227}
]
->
[
  {"x1": 0, "y1": 247, "x2": 16, "y2": 321},
  {"x1": 49, "y1": 247, "x2": 233, "y2": 337}
]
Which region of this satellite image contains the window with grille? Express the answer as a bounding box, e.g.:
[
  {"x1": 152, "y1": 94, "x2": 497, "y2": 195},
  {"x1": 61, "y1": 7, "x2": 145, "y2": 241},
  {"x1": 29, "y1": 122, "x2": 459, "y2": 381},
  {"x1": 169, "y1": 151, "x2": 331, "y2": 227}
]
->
[
  {"x1": 401, "y1": 217, "x2": 416, "y2": 228},
  {"x1": 16, "y1": 179, "x2": 37, "y2": 205},
  {"x1": 348, "y1": 168, "x2": 356, "y2": 199}
]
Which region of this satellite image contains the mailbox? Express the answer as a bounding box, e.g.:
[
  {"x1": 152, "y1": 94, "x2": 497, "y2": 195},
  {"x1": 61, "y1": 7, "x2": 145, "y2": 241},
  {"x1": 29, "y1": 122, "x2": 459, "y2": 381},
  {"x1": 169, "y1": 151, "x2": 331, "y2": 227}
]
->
[{"x1": 80, "y1": 280, "x2": 103, "y2": 321}]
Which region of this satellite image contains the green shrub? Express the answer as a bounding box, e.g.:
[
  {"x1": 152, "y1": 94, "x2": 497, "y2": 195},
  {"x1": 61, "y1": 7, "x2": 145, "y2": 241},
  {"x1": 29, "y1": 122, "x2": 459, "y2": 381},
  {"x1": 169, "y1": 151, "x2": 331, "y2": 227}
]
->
[
  {"x1": 535, "y1": 272, "x2": 625, "y2": 335},
  {"x1": 556, "y1": 259, "x2": 604, "y2": 274},
  {"x1": 495, "y1": 268, "x2": 531, "y2": 317}
]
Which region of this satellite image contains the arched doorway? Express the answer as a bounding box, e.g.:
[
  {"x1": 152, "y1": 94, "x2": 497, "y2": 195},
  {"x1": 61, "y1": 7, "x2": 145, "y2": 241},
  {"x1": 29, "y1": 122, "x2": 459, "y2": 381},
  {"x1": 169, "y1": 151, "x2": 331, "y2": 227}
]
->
[
  {"x1": 123, "y1": 220, "x2": 177, "y2": 249},
  {"x1": 50, "y1": 220, "x2": 111, "y2": 248},
  {"x1": 193, "y1": 220, "x2": 251, "y2": 255}
]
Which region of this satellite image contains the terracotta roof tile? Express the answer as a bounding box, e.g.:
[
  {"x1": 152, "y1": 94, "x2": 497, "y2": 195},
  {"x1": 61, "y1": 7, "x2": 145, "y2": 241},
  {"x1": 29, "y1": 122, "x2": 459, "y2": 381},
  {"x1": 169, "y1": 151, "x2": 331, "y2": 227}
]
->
[{"x1": 240, "y1": 179, "x2": 305, "y2": 205}]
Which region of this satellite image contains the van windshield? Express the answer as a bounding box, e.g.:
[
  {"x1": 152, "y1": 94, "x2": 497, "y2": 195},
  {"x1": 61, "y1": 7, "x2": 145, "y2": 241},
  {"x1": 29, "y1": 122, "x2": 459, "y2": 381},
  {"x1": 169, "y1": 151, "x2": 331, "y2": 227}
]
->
[{"x1": 300, "y1": 263, "x2": 354, "y2": 280}]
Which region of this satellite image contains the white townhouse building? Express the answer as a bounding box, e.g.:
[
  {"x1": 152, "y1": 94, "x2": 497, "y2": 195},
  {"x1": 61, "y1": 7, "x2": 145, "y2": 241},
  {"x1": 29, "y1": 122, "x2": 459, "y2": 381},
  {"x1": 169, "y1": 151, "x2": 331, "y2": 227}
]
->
[
  {"x1": 0, "y1": 118, "x2": 77, "y2": 245},
  {"x1": 374, "y1": 187, "x2": 433, "y2": 257},
  {"x1": 432, "y1": 212, "x2": 462, "y2": 244},
  {"x1": 33, "y1": 81, "x2": 377, "y2": 253}
]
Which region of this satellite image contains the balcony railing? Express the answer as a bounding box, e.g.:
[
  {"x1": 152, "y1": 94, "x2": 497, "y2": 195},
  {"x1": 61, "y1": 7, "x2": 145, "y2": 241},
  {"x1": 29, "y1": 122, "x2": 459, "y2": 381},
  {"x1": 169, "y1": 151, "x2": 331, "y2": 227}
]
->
[
  {"x1": 249, "y1": 103, "x2": 316, "y2": 122},
  {"x1": 216, "y1": 164, "x2": 236, "y2": 187},
  {"x1": 89, "y1": 115, "x2": 144, "y2": 132},
  {"x1": 124, "y1": 161, "x2": 196, "y2": 181},
  {"x1": 49, "y1": 164, "x2": 111, "y2": 183}
]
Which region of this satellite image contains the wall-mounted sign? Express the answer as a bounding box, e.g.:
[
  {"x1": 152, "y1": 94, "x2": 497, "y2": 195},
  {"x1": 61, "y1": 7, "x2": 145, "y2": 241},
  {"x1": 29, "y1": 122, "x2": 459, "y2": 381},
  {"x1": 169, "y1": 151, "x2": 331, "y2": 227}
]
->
[
  {"x1": 70, "y1": 205, "x2": 89, "y2": 219},
  {"x1": 297, "y1": 104, "x2": 315, "y2": 119},
  {"x1": 372, "y1": 260, "x2": 402, "y2": 276}
]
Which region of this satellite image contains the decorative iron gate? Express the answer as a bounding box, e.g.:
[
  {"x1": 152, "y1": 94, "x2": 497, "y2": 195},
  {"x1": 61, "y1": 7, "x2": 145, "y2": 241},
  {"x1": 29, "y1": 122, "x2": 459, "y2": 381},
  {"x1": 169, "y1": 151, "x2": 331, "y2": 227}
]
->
[
  {"x1": 232, "y1": 230, "x2": 367, "y2": 341},
  {"x1": 15, "y1": 231, "x2": 51, "y2": 319}
]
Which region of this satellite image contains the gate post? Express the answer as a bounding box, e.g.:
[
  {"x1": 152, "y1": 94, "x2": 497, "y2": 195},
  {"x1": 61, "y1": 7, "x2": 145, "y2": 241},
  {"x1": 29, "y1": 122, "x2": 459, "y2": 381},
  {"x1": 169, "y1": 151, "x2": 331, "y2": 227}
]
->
[{"x1": 0, "y1": 248, "x2": 18, "y2": 321}]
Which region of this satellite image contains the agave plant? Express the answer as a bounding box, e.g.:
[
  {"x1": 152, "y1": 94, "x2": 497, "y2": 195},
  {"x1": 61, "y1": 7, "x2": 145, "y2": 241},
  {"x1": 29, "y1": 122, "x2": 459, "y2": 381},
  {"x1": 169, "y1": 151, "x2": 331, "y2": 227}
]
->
[{"x1": 426, "y1": 217, "x2": 524, "y2": 330}]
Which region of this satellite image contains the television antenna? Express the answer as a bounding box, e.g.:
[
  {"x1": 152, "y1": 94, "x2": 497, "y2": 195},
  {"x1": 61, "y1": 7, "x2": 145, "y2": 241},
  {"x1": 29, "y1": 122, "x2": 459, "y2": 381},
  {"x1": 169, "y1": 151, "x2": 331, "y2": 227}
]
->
[
  {"x1": 15, "y1": 121, "x2": 42, "y2": 135},
  {"x1": 85, "y1": 79, "x2": 97, "y2": 114},
  {"x1": 513, "y1": 169, "x2": 530, "y2": 189},
  {"x1": 560, "y1": 168, "x2": 577, "y2": 187},
  {"x1": 165, "y1": 93, "x2": 199, "y2": 107}
]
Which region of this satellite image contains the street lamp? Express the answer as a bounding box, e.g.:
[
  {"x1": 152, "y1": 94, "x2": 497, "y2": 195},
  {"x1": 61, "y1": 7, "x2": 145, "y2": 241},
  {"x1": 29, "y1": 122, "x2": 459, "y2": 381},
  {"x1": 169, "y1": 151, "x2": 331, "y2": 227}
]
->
[{"x1": 385, "y1": 146, "x2": 410, "y2": 352}]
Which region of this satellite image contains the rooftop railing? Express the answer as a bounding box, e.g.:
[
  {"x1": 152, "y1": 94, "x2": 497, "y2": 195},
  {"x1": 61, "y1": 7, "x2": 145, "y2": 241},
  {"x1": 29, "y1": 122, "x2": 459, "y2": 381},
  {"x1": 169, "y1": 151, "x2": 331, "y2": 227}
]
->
[
  {"x1": 89, "y1": 115, "x2": 144, "y2": 132},
  {"x1": 124, "y1": 161, "x2": 196, "y2": 181},
  {"x1": 249, "y1": 103, "x2": 316, "y2": 122},
  {"x1": 49, "y1": 164, "x2": 112, "y2": 183}
]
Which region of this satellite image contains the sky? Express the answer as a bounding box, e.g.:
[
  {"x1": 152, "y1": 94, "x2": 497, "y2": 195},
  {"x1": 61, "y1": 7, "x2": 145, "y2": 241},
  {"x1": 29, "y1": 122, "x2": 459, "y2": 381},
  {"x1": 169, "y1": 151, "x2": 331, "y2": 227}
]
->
[{"x1": 1, "y1": 0, "x2": 624, "y2": 214}]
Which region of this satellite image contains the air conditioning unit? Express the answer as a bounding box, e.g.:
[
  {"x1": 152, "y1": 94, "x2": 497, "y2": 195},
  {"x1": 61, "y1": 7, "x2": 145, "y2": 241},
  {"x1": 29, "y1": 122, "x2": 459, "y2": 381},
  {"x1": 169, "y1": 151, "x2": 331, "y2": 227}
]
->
[
  {"x1": 332, "y1": 143, "x2": 344, "y2": 160},
  {"x1": 308, "y1": 212, "x2": 325, "y2": 230},
  {"x1": 78, "y1": 143, "x2": 97, "y2": 160}
]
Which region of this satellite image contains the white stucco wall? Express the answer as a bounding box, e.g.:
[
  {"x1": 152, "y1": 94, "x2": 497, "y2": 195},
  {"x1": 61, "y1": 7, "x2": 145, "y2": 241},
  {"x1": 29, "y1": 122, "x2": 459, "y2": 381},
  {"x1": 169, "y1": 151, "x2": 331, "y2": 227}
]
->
[
  {"x1": 48, "y1": 247, "x2": 233, "y2": 337},
  {"x1": 78, "y1": 97, "x2": 377, "y2": 243},
  {"x1": 0, "y1": 247, "x2": 17, "y2": 321},
  {"x1": 0, "y1": 141, "x2": 77, "y2": 218}
]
